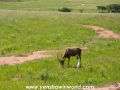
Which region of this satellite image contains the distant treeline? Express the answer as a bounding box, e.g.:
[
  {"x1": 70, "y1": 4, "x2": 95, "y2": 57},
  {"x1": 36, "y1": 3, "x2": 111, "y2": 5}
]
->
[
  {"x1": 58, "y1": 4, "x2": 120, "y2": 13},
  {"x1": 97, "y1": 4, "x2": 120, "y2": 13}
]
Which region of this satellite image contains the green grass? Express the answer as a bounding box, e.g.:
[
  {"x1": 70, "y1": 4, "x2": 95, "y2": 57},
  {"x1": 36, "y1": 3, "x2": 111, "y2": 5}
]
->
[
  {"x1": 0, "y1": 10, "x2": 95, "y2": 56},
  {"x1": 0, "y1": 45, "x2": 120, "y2": 90},
  {"x1": 0, "y1": 0, "x2": 120, "y2": 89},
  {"x1": 0, "y1": 10, "x2": 120, "y2": 56},
  {"x1": 0, "y1": 10, "x2": 120, "y2": 89},
  {"x1": 0, "y1": 0, "x2": 120, "y2": 12}
]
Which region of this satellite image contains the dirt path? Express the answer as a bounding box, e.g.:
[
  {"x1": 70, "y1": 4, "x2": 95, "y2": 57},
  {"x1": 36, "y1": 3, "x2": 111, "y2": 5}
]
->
[
  {"x1": 84, "y1": 25, "x2": 120, "y2": 39},
  {"x1": 0, "y1": 50, "x2": 52, "y2": 65},
  {"x1": 0, "y1": 47, "x2": 88, "y2": 66},
  {"x1": 91, "y1": 83, "x2": 120, "y2": 90}
]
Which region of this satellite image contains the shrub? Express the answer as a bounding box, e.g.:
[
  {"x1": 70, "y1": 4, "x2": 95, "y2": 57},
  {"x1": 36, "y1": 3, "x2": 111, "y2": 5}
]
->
[
  {"x1": 107, "y1": 4, "x2": 120, "y2": 13},
  {"x1": 80, "y1": 9, "x2": 83, "y2": 13},
  {"x1": 58, "y1": 7, "x2": 72, "y2": 12},
  {"x1": 97, "y1": 4, "x2": 120, "y2": 13},
  {"x1": 97, "y1": 6, "x2": 107, "y2": 12}
]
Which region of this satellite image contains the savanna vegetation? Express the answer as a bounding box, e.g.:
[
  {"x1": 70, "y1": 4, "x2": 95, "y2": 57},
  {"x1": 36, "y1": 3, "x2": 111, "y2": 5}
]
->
[
  {"x1": 97, "y1": 4, "x2": 120, "y2": 13},
  {"x1": 0, "y1": 0, "x2": 120, "y2": 90},
  {"x1": 58, "y1": 7, "x2": 72, "y2": 12}
]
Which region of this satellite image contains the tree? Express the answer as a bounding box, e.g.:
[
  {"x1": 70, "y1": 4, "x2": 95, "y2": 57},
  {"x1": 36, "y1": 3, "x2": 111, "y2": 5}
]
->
[
  {"x1": 97, "y1": 4, "x2": 120, "y2": 13},
  {"x1": 97, "y1": 6, "x2": 107, "y2": 12},
  {"x1": 58, "y1": 7, "x2": 72, "y2": 12},
  {"x1": 107, "y1": 4, "x2": 120, "y2": 13}
]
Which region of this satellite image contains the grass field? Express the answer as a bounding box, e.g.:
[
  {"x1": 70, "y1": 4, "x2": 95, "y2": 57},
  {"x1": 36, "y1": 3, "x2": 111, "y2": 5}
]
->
[
  {"x1": 0, "y1": 0, "x2": 120, "y2": 12},
  {"x1": 0, "y1": 0, "x2": 120, "y2": 90}
]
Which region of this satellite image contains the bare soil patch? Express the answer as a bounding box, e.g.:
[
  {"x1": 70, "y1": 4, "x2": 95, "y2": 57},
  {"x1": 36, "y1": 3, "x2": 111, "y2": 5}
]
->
[
  {"x1": 91, "y1": 83, "x2": 120, "y2": 90},
  {"x1": 81, "y1": 4, "x2": 86, "y2": 6},
  {"x1": 0, "y1": 50, "x2": 52, "y2": 65},
  {"x1": 84, "y1": 25, "x2": 120, "y2": 39}
]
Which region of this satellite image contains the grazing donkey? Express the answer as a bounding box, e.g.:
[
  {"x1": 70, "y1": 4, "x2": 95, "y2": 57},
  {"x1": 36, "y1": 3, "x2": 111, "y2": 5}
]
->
[{"x1": 57, "y1": 48, "x2": 81, "y2": 68}]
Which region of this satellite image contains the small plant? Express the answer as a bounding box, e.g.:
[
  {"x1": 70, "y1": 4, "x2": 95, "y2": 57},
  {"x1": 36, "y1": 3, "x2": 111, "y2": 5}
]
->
[
  {"x1": 40, "y1": 70, "x2": 49, "y2": 83},
  {"x1": 1, "y1": 51, "x2": 5, "y2": 55},
  {"x1": 58, "y1": 7, "x2": 72, "y2": 12},
  {"x1": 89, "y1": 67, "x2": 93, "y2": 73},
  {"x1": 100, "y1": 69, "x2": 107, "y2": 77},
  {"x1": 80, "y1": 9, "x2": 83, "y2": 13}
]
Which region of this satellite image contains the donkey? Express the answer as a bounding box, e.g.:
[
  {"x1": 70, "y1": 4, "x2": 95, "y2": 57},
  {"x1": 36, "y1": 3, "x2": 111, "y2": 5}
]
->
[{"x1": 57, "y1": 48, "x2": 81, "y2": 68}]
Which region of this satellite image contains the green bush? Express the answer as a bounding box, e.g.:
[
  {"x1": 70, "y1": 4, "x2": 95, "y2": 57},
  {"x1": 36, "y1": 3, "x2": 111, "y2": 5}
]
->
[
  {"x1": 58, "y1": 7, "x2": 72, "y2": 12},
  {"x1": 97, "y1": 4, "x2": 120, "y2": 13},
  {"x1": 97, "y1": 6, "x2": 107, "y2": 12},
  {"x1": 107, "y1": 4, "x2": 120, "y2": 13}
]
